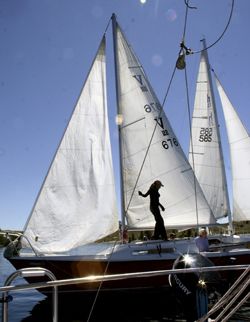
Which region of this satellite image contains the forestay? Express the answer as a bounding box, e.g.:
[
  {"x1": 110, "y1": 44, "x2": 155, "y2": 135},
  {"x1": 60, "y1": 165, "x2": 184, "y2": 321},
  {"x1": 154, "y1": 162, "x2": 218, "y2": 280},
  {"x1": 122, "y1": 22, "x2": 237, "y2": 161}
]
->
[
  {"x1": 114, "y1": 23, "x2": 216, "y2": 229},
  {"x1": 23, "y1": 38, "x2": 118, "y2": 254},
  {"x1": 215, "y1": 75, "x2": 250, "y2": 221},
  {"x1": 189, "y1": 50, "x2": 230, "y2": 220}
]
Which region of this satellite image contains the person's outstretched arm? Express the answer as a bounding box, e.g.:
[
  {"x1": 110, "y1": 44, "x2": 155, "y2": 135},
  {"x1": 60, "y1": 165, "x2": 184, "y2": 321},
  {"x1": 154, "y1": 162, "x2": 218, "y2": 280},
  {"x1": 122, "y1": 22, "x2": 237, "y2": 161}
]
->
[{"x1": 138, "y1": 189, "x2": 150, "y2": 198}]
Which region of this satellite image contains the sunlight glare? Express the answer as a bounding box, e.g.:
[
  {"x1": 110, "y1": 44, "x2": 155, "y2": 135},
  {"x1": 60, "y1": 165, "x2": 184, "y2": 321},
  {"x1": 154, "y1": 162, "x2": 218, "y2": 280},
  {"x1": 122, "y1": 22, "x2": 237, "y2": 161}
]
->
[
  {"x1": 152, "y1": 54, "x2": 163, "y2": 67},
  {"x1": 87, "y1": 275, "x2": 99, "y2": 281},
  {"x1": 166, "y1": 9, "x2": 177, "y2": 22},
  {"x1": 183, "y1": 254, "x2": 194, "y2": 265},
  {"x1": 198, "y1": 279, "x2": 206, "y2": 288},
  {"x1": 115, "y1": 114, "x2": 123, "y2": 125}
]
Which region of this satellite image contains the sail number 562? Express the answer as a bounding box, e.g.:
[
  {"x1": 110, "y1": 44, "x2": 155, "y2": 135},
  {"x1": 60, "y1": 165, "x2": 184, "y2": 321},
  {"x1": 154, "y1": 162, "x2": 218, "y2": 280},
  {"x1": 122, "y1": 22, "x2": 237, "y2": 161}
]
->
[{"x1": 162, "y1": 138, "x2": 179, "y2": 149}]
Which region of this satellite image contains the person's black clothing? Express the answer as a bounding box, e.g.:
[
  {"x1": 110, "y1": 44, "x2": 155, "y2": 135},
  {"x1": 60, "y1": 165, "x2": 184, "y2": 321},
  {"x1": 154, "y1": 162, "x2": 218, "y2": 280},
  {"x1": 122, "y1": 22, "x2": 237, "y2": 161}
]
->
[{"x1": 139, "y1": 185, "x2": 167, "y2": 240}]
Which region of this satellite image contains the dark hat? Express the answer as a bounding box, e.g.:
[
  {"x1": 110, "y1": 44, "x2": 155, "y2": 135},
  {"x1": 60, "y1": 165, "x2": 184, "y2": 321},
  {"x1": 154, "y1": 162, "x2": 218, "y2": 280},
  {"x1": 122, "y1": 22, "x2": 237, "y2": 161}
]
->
[{"x1": 154, "y1": 180, "x2": 164, "y2": 187}]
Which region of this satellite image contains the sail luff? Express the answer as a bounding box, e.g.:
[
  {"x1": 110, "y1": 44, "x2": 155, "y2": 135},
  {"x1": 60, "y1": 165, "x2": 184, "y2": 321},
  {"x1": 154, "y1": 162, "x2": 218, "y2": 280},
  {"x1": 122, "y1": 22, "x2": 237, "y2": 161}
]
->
[
  {"x1": 112, "y1": 14, "x2": 126, "y2": 231},
  {"x1": 201, "y1": 41, "x2": 231, "y2": 223},
  {"x1": 189, "y1": 41, "x2": 231, "y2": 221},
  {"x1": 215, "y1": 74, "x2": 250, "y2": 222}
]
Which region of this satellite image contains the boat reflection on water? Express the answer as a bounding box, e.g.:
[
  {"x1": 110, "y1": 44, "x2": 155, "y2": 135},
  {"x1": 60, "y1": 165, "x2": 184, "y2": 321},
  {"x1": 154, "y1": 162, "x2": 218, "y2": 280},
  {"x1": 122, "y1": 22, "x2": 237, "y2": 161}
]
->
[
  {"x1": 20, "y1": 286, "x2": 250, "y2": 322},
  {"x1": 21, "y1": 289, "x2": 186, "y2": 322}
]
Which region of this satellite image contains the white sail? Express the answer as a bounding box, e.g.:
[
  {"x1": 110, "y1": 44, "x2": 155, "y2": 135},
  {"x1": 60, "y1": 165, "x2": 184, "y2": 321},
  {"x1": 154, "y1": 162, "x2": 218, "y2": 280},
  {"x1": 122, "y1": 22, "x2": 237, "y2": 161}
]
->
[
  {"x1": 114, "y1": 24, "x2": 216, "y2": 229},
  {"x1": 23, "y1": 38, "x2": 118, "y2": 253},
  {"x1": 189, "y1": 51, "x2": 230, "y2": 220},
  {"x1": 215, "y1": 75, "x2": 250, "y2": 221}
]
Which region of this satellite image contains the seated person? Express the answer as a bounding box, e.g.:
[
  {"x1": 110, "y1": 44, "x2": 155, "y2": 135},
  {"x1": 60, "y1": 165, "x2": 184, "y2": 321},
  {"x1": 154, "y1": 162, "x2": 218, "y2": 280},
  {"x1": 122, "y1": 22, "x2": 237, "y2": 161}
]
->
[{"x1": 195, "y1": 228, "x2": 209, "y2": 252}]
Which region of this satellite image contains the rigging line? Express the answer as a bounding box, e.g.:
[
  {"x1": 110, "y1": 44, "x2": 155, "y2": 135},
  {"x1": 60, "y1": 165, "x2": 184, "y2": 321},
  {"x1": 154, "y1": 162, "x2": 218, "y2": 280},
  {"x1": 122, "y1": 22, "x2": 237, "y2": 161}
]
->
[
  {"x1": 124, "y1": 64, "x2": 178, "y2": 218},
  {"x1": 184, "y1": 64, "x2": 200, "y2": 231},
  {"x1": 104, "y1": 15, "x2": 112, "y2": 35},
  {"x1": 160, "y1": 64, "x2": 178, "y2": 114},
  {"x1": 123, "y1": 1, "x2": 232, "y2": 220},
  {"x1": 124, "y1": 1, "x2": 193, "y2": 218},
  {"x1": 123, "y1": 2, "x2": 190, "y2": 218},
  {"x1": 176, "y1": 1, "x2": 193, "y2": 69},
  {"x1": 182, "y1": 0, "x2": 191, "y2": 43},
  {"x1": 86, "y1": 240, "x2": 119, "y2": 322},
  {"x1": 192, "y1": 0, "x2": 235, "y2": 54},
  {"x1": 123, "y1": 1, "x2": 214, "y2": 219},
  {"x1": 184, "y1": 0, "x2": 197, "y2": 10}
]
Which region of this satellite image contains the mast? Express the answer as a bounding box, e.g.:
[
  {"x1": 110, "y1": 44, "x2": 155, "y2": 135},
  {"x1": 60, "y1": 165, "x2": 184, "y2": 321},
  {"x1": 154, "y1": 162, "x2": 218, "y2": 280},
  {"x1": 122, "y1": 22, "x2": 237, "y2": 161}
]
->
[
  {"x1": 112, "y1": 14, "x2": 126, "y2": 233},
  {"x1": 201, "y1": 39, "x2": 233, "y2": 234}
]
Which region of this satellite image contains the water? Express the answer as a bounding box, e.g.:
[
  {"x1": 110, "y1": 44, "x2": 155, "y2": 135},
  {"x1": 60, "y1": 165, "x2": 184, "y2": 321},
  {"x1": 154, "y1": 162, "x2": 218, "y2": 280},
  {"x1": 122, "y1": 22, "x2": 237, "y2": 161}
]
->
[
  {"x1": 0, "y1": 248, "x2": 249, "y2": 322},
  {"x1": 0, "y1": 248, "x2": 45, "y2": 321}
]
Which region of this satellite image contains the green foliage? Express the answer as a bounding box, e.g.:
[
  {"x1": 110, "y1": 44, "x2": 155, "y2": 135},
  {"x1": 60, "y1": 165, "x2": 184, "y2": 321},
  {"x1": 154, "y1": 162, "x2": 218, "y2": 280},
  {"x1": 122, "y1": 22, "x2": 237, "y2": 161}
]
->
[
  {"x1": 0, "y1": 233, "x2": 9, "y2": 246},
  {"x1": 1, "y1": 222, "x2": 250, "y2": 247},
  {"x1": 0, "y1": 230, "x2": 22, "y2": 246},
  {"x1": 232, "y1": 221, "x2": 250, "y2": 235},
  {"x1": 98, "y1": 221, "x2": 250, "y2": 244}
]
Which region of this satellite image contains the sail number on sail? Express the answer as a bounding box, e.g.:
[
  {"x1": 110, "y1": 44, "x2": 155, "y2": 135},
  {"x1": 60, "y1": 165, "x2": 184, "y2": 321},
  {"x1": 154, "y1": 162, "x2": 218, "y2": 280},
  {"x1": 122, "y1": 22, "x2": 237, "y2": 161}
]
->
[
  {"x1": 144, "y1": 103, "x2": 179, "y2": 150},
  {"x1": 133, "y1": 74, "x2": 179, "y2": 150},
  {"x1": 154, "y1": 116, "x2": 179, "y2": 150},
  {"x1": 199, "y1": 127, "x2": 212, "y2": 142}
]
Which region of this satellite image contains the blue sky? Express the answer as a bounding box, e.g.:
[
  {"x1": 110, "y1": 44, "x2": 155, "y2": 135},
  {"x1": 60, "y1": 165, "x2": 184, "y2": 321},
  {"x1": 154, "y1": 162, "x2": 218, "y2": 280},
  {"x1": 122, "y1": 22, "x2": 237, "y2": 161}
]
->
[{"x1": 0, "y1": 0, "x2": 250, "y2": 230}]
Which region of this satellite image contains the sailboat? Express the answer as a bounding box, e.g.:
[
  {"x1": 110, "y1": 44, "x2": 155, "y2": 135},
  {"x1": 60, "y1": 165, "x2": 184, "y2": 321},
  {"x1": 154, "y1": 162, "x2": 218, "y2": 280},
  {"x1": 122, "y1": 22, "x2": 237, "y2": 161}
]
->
[
  {"x1": 189, "y1": 39, "x2": 250, "y2": 243},
  {"x1": 4, "y1": 16, "x2": 249, "y2": 294}
]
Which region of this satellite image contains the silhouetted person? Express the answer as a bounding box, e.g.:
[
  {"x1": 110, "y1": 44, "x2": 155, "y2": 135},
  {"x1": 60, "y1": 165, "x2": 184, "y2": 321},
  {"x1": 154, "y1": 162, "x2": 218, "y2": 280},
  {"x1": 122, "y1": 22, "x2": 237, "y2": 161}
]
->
[{"x1": 138, "y1": 180, "x2": 167, "y2": 240}]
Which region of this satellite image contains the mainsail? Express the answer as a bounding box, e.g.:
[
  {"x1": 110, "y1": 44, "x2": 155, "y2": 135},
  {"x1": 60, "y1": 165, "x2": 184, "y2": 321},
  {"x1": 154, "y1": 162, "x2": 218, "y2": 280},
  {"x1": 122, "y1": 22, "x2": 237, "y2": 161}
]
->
[
  {"x1": 23, "y1": 38, "x2": 118, "y2": 253},
  {"x1": 215, "y1": 75, "x2": 250, "y2": 221},
  {"x1": 114, "y1": 23, "x2": 215, "y2": 229},
  {"x1": 189, "y1": 47, "x2": 230, "y2": 220}
]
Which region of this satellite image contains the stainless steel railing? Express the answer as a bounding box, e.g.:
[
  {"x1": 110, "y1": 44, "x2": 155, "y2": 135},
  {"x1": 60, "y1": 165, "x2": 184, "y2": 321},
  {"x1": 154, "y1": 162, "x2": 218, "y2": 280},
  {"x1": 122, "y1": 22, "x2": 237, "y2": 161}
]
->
[
  {"x1": 1, "y1": 268, "x2": 58, "y2": 322},
  {"x1": 197, "y1": 265, "x2": 250, "y2": 322},
  {"x1": 0, "y1": 265, "x2": 249, "y2": 322}
]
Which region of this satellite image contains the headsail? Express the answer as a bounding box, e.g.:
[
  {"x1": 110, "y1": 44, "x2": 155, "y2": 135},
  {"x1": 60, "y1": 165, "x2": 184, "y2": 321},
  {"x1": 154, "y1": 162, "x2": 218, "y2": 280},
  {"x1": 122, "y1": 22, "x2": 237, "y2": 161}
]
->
[
  {"x1": 189, "y1": 48, "x2": 230, "y2": 221},
  {"x1": 23, "y1": 38, "x2": 118, "y2": 253},
  {"x1": 215, "y1": 75, "x2": 250, "y2": 221},
  {"x1": 113, "y1": 22, "x2": 216, "y2": 229}
]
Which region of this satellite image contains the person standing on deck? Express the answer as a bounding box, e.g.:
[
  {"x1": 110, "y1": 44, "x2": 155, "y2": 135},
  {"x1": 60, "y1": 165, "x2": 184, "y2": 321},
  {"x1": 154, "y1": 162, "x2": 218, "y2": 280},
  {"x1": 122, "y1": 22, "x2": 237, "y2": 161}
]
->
[{"x1": 138, "y1": 180, "x2": 168, "y2": 240}]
